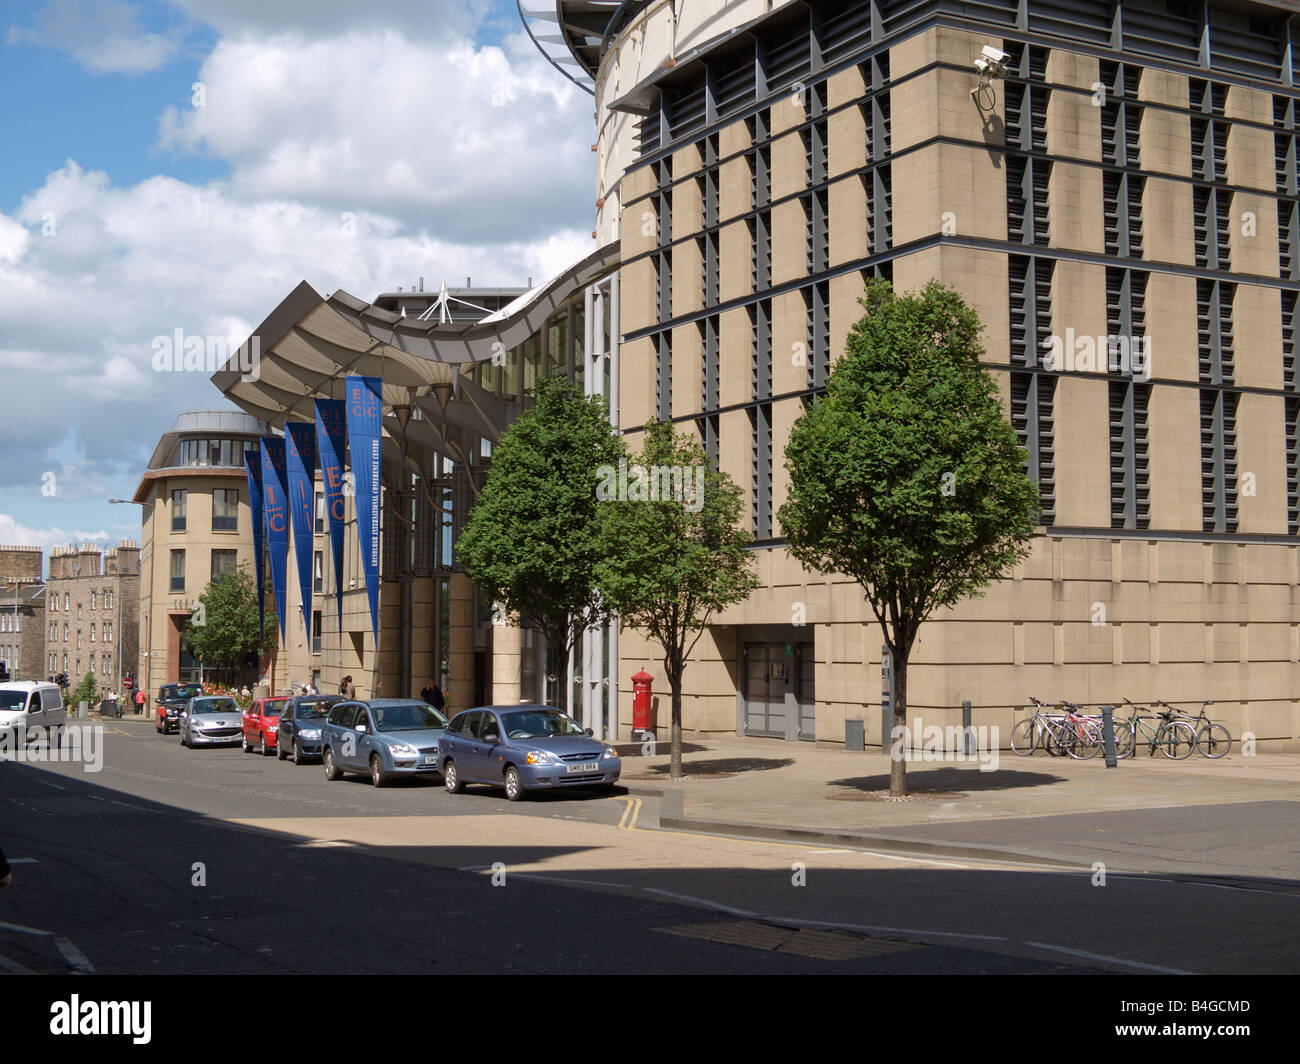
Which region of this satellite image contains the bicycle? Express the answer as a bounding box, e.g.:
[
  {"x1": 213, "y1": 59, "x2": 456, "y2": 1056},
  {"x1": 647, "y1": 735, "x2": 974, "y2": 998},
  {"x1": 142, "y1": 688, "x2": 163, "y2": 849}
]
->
[
  {"x1": 1116, "y1": 698, "x2": 1197, "y2": 759},
  {"x1": 1013, "y1": 698, "x2": 1102, "y2": 759},
  {"x1": 1158, "y1": 700, "x2": 1231, "y2": 759}
]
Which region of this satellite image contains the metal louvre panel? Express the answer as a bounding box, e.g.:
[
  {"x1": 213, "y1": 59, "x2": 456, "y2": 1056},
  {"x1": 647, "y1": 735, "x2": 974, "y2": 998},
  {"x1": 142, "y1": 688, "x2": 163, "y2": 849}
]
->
[
  {"x1": 1028, "y1": 0, "x2": 1110, "y2": 45},
  {"x1": 1123, "y1": 0, "x2": 1199, "y2": 65}
]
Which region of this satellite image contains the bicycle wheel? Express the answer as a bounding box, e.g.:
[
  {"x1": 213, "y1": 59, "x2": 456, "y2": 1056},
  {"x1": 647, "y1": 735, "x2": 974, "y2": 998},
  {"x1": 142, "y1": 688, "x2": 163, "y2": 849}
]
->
[
  {"x1": 1068, "y1": 720, "x2": 1102, "y2": 760},
  {"x1": 1157, "y1": 721, "x2": 1197, "y2": 760},
  {"x1": 1197, "y1": 724, "x2": 1232, "y2": 759},
  {"x1": 1010, "y1": 717, "x2": 1038, "y2": 756},
  {"x1": 1043, "y1": 724, "x2": 1066, "y2": 757},
  {"x1": 1110, "y1": 718, "x2": 1135, "y2": 759}
]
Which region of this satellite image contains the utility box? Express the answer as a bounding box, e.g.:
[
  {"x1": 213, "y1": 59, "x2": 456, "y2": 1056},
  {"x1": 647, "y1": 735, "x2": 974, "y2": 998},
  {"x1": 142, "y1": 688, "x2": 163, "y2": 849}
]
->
[{"x1": 846, "y1": 718, "x2": 865, "y2": 752}]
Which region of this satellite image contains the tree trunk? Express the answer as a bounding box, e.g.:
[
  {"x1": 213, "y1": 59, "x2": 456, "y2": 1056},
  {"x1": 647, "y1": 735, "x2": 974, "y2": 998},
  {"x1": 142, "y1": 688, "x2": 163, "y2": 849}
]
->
[
  {"x1": 669, "y1": 660, "x2": 683, "y2": 779},
  {"x1": 890, "y1": 650, "x2": 908, "y2": 799}
]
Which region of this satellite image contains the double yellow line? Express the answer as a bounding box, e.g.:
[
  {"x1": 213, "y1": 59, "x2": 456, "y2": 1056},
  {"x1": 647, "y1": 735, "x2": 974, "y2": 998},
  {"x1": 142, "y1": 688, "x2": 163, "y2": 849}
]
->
[{"x1": 616, "y1": 796, "x2": 642, "y2": 830}]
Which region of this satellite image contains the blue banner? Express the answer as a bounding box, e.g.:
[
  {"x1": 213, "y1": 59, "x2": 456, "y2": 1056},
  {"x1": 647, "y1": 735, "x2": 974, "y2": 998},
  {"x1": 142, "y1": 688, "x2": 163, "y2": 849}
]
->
[
  {"x1": 285, "y1": 422, "x2": 317, "y2": 647},
  {"x1": 315, "y1": 399, "x2": 348, "y2": 637},
  {"x1": 345, "y1": 375, "x2": 382, "y2": 642},
  {"x1": 244, "y1": 450, "x2": 265, "y2": 642},
  {"x1": 260, "y1": 436, "x2": 289, "y2": 643}
]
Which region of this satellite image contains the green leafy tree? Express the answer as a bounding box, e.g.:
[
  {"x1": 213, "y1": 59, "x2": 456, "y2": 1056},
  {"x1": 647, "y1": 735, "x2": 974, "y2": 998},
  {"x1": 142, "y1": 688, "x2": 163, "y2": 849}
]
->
[
  {"x1": 69, "y1": 671, "x2": 97, "y2": 710},
  {"x1": 778, "y1": 279, "x2": 1040, "y2": 798},
  {"x1": 596, "y1": 421, "x2": 759, "y2": 778},
  {"x1": 456, "y1": 376, "x2": 624, "y2": 714},
  {"x1": 182, "y1": 565, "x2": 277, "y2": 680}
]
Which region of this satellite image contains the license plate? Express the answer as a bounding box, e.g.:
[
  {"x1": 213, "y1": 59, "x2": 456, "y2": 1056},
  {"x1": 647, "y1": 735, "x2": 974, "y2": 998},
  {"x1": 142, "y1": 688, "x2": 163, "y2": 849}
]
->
[
  {"x1": 423, "y1": 756, "x2": 438, "y2": 765},
  {"x1": 566, "y1": 762, "x2": 598, "y2": 774}
]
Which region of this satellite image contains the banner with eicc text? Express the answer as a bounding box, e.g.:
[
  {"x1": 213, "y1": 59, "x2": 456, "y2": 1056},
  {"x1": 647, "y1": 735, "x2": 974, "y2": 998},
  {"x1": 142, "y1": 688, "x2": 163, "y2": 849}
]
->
[
  {"x1": 260, "y1": 436, "x2": 290, "y2": 642},
  {"x1": 345, "y1": 375, "x2": 382, "y2": 642}
]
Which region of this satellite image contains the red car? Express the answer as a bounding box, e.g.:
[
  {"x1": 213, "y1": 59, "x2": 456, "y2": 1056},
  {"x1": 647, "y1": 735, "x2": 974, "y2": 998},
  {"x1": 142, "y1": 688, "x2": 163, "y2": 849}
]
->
[{"x1": 242, "y1": 696, "x2": 291, "y2": 755}]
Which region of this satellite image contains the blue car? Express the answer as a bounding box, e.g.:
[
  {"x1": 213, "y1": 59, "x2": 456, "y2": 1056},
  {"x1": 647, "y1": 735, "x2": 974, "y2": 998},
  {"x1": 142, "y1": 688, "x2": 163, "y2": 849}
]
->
[
  {"x1": 438, "y1": 705, "x2": 621, "y2": 801},
  {"x1": 321, "y1": 699, "x2": 449, "y2": 787},
  {"x1": 276, "y1": 694, "x2": 343, "y2": 764}
]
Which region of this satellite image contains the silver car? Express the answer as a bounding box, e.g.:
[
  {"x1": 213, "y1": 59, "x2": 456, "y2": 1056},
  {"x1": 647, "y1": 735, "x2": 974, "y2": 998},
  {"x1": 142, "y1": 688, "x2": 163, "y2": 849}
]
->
[{"x1": 180, "y1": 696, "x2": 243, "y2": 748}]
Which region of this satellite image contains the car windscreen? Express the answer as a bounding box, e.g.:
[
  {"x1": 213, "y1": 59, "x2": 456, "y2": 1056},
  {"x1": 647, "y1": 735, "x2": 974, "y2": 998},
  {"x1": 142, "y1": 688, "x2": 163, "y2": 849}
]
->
[
  {"x1": 501, "y1": 709, "x2": 586, "y2": 739},
  {"x1": 371, "y1": 703, "x2": 448, "y2": 731},
  {"x1": 163, "y1": 685, "x2": 203, "y2": 700},
  {"x1": 191, "y1": 699, "x2": 238, "y2": 715},
  {"x1": 294, "y1": 698, "x2": 334, "y2": 720},
  {"x1": 0, "y1": 691, "x2": 26, "y2": 710}
]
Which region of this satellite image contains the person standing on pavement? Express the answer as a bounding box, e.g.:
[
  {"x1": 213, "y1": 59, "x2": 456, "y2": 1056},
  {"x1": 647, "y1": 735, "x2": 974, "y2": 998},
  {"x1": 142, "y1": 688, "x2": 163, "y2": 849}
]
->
[
  {"x1": 340, "y1": 675, "x2": 354, "y2": 698},
  {"x1": 421, "y1": 679, "x2": 446, "y2": 712},
  {"x1": 135, "y1": 688, "x2": 146, "y2": 715}
]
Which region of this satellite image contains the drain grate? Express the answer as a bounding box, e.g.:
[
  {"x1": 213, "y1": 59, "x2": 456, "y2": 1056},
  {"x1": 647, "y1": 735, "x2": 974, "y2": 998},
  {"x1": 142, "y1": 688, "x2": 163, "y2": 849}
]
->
[{"x1": 655, "y1": 919, "x2": 923, "y2": 961}]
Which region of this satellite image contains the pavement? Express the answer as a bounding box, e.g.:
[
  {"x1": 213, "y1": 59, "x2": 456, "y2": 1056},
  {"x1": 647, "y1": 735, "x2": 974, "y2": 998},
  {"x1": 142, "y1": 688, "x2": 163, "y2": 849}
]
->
[{"x1": 616, "y1": 733, "x2": 1300, "y2": 883}]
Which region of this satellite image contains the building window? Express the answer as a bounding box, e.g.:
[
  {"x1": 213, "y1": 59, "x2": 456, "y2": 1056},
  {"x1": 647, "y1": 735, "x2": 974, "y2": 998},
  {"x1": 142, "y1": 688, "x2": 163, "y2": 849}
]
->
[
  {"x1": 102, "y1": 653, "x2": 110, "y2": 676},
  {"x1": 63, "y1": 622, "x2": 68, "y2": 642},
  {"x1": 312, "y1": 610, "x2": 322, "y2": 654},
  {"x1": 315, "y1": 490, "x2": 325, "y2": 534},
  {"x1": 172, "y1": 489, "x2": 187, "y2": 532},
  {"x1": 105, "y1": 621, "x2": 112, "y2": 643},
  {"x1": 211, "y1": 549, "x2": 239, "y2": 582},
  {"x1": 90, "y1": 623, "x2": 95, "y2": 643},
  {"x1": 63, "y1": 593, "x2": 69, "y2": 610},
  {"x1": 212, "y1": 488, "x2": 238, "y2": 532},
  {"x1": 170, "y1": 550, "x2": 186, "y2": 593},
  {"x1": 313, "y1": 551, "x2": 323, "y2": 593},
  {"x1": 90, "y1": 592, "x2": 96, "y2": 610}
]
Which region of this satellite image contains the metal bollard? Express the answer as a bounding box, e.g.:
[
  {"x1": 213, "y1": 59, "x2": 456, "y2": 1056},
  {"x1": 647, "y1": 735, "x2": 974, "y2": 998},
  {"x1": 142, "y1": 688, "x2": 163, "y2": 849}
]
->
[
  {"x1": 1101, "y1": 704, "x2": 1118, "y2": 768},
  {"x1": 962, "y1": 700, "x2": 973, "y2": 756}
]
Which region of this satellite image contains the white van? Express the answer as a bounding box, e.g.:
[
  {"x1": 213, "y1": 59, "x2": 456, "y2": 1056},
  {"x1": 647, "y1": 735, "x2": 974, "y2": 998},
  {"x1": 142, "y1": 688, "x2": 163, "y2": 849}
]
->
[{"x1": 0, "y1": 681, "x2": 67, "y2": 742}]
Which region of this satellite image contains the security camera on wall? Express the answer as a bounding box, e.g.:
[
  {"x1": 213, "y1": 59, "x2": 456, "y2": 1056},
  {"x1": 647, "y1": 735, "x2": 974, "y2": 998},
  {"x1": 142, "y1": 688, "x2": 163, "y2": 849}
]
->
[
  {"x1": 971, "y1": 44, "x2": 1008, "y2": 109},
  {"x1": 974, "y1": 45, "x2": 1008, "y2": 79}
]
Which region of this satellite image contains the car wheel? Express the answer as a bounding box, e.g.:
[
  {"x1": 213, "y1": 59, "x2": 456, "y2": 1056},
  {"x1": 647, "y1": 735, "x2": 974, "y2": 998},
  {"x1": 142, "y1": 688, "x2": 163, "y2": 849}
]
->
[
  {"x1": 181, "y1": 730, "x2": 189, "y2": 748},
  {"x1": 443, "y1": 759, "x2": 464, "y2": 794},
  {"x1": 323, "y1": 747, "x2": 343, "y2": 781},
  {"x1": 260, "y1": 733, "x2": 270, "y2": 756},
  {"x1": 293, "y1": 740, "x2": 305, "y2": 766},
  {"x1": 277, "y1": 738, "x2": 287, "y2": 761},
  {"x1": 242, "y1": 734, "x2": 252, "y2": 753},
  {"x1": 369, "y1": 754, "x2": 389, "y2": 788},
  {"x1": 504, "y1": 765, "x2": 525, "y2": 802},
  {"x1": 156, "y1": 719, "x2": 162, "y2": 734}
]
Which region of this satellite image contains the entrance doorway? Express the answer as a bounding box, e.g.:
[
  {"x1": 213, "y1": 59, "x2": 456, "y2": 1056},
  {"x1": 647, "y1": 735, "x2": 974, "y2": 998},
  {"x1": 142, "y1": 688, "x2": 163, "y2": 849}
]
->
[{"x1": 741, "y1": 641, "x2": 814, "y2": 741}]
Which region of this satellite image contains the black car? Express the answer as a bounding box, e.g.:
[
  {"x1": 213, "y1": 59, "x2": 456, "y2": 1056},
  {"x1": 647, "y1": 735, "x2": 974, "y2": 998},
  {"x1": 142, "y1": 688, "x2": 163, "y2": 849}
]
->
[
  {"x1": 155, "y1": 683, "x2": 203, "y2": 734},
  {"x1": 276, "y1": 694, "x2": 343, "y2": 764}
]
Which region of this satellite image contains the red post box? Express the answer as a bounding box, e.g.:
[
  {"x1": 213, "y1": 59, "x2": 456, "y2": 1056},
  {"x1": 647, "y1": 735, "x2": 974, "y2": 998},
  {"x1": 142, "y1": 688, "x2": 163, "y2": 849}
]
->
[{"x1": 631, "y1": 670, "x2": 654, "y2": 734}]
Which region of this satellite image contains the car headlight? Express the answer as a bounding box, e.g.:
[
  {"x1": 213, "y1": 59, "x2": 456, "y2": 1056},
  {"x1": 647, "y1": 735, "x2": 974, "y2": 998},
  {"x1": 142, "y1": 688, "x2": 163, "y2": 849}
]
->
[
  {"x1": 603, "y1": 746, "x2": 620, "y2": 760},
  {"x1": 300, "y1": 729, "x2": 320, "y2": 740},
  {"x1": 389, "y1": 743, "x2": 417, "y2": 756},
  {"x1": 526, "y1": 750, "x2": 560, "y2": 765}
]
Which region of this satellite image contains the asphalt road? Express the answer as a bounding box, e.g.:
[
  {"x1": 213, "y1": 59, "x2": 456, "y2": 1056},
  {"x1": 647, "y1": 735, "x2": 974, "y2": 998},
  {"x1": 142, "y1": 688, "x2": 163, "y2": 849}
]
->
[{"x1": 0, "y1": 721, "x2": 1296, "y2": 975}]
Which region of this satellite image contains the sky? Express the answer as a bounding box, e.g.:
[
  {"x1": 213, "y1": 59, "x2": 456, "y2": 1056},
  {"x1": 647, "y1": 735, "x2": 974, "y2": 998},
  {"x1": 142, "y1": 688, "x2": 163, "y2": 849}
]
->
[{"x1": 0, "y1": 0, "x2": 594, "y2": 570}]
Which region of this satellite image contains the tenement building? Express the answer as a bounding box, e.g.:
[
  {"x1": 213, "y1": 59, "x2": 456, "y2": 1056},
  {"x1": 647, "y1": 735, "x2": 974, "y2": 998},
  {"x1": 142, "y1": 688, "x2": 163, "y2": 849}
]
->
[
  {"x1": 214, "y1": 0, "x2": 1300, "y2": 748},
  {"x1": 44, "y1": 542, "x2": 139, "y2": 697},
  {"x1": 0, "y1": 545, "x2": 45, "y2": 682}
]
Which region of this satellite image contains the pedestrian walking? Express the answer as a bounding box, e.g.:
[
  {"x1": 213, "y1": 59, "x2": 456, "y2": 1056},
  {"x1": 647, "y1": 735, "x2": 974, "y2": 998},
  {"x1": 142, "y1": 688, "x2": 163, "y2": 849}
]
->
[
  {"x1": 340, "y1": 675, "x2": 354, "y2": 698},
  {"x1": 134, "y1": 689, "x2": 146, "y2": 715},
  {"x1": 420, "y1": 678, "x2": 446, "y2": 711}
]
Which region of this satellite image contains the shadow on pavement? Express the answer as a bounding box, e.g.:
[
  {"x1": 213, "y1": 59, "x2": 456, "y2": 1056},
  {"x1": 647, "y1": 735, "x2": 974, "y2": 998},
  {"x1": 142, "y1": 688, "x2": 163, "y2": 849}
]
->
[{"x1": 829, "y1": 766, "x2": 1066, "y2": 794}]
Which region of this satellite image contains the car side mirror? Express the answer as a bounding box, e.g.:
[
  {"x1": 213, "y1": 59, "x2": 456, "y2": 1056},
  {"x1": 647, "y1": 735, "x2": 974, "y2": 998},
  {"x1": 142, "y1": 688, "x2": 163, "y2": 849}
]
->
[
  {"x1": 585, "y1": 728, "x2": 593, "y2": 736},
  {"x1": 356, "y1": 723, "x2": 368, "y2": 734},
  {"x1": 482, "y1": 730, "x2": 499, "y2": 744}
]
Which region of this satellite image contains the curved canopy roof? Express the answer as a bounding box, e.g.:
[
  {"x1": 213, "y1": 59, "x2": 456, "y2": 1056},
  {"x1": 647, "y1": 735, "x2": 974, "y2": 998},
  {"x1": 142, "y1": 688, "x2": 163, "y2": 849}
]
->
[{"x1": 209, "y1": 243, "x2": 619, "y2": 475}]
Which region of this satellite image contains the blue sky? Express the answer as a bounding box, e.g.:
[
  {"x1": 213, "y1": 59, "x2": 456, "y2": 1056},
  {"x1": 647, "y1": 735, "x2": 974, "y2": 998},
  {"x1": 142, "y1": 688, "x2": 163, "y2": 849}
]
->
[{"x1": 0, "y1": 0, "x2": 592, "y2": 567}]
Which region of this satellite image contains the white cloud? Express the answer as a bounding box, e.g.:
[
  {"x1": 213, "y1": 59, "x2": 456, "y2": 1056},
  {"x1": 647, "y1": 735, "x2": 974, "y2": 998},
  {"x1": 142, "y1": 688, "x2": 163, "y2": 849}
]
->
[
  {"x1": 8, "y1": 0, "x2": 183, "y2": 73},
  {"x1": 156, "y1": 29, "x2": 593, "y2": 242},
  {"x1": 0, "y1": 513, "x2": 114, "y2": 560}
]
